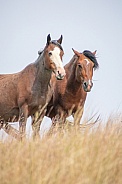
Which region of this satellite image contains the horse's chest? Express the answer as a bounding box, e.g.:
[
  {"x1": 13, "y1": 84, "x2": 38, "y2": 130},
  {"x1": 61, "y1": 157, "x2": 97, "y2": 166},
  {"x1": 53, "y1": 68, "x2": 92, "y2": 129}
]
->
[
  {"x1": 28, "y1": 91, "x2": 50, "y2": 115},
  {"x1": 60, "y1": 93, "x2": 82, "y2": 112}
]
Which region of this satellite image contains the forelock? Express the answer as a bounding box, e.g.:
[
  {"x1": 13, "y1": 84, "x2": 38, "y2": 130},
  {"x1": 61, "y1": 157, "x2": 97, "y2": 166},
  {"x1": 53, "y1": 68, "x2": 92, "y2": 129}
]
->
[{"x1": 51, "y1": 40, "x2": 63, "y2": 51}]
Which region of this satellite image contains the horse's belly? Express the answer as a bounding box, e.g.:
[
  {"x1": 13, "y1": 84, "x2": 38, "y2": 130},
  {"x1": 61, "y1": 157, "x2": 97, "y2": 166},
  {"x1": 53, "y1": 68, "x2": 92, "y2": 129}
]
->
[{"x1": 0, "y1": 108, "x2": 19, "y2": 122}]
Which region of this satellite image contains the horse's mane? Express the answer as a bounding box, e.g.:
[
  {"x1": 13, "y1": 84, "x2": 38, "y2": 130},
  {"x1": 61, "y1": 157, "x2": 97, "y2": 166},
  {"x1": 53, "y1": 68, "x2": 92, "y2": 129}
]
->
[{"x1": 83, "y1": 50, "x2": 99, "y2": 70}]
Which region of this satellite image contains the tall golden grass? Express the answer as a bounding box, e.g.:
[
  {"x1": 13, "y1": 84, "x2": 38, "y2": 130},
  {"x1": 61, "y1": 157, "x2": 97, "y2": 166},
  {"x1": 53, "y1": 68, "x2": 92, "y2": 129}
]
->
[{"x1": 0, "y1": 115, "x2": 121, "y2": 184}]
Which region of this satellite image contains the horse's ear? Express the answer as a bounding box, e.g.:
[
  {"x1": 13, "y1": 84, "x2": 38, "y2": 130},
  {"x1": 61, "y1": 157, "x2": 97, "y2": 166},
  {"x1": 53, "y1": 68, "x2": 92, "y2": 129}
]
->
[
  {"x1": 38, "y1": 50, "x2": 42, "y2": 55},
  {"x1": 47, "y1": 34, "x2": 51, "y2": 45},
  {"x1": 57, "y1": 35, "x2": 63, "y2": 44},
  {"x1": 93, "y1": 50, "x2": 97, "y2": 55},
  {"x1": 72, "y1": 48, "x2": 81, "y2": 57}
]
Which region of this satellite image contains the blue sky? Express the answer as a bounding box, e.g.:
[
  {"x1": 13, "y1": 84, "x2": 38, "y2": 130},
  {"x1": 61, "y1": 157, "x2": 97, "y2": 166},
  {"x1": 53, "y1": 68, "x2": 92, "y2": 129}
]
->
[{"x1": 0, "y1": 0, "x2": 122, "y2": 137}]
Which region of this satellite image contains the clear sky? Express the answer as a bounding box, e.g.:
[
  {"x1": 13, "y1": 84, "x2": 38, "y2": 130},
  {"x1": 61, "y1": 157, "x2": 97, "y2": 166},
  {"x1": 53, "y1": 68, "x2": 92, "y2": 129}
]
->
[{"x1": 0, "y1": 0, "x2": 122, "y2": 137}]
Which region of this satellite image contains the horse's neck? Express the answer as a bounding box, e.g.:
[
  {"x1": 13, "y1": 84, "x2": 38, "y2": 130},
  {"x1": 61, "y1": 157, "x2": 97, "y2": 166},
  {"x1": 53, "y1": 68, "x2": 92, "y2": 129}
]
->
[
  {"x1": 34, "y1": 55, "x2": 52, "y2": 96},
  {"x1": 66, "y1": 57, "x2": 82, "y2": 94}
]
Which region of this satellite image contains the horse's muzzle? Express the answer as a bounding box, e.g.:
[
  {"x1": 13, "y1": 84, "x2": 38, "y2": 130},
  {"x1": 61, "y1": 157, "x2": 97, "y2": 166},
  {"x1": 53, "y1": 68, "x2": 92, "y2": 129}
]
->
[
  {"x1": 54, "y1": 68, "x2": 66, "y2": 80},
  {"x1": 56, "y1": 74, "x2": 65, "y2": 80},
  {"x1": 83, "y1": 80, "x2": 93, "y2": 92}
]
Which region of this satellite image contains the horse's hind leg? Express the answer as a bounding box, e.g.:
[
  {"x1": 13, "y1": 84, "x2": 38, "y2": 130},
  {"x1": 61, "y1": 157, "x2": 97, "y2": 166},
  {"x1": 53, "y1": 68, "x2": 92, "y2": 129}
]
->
[{"x1": 1, "y1": 121, "x2": 21, "y2": 140}]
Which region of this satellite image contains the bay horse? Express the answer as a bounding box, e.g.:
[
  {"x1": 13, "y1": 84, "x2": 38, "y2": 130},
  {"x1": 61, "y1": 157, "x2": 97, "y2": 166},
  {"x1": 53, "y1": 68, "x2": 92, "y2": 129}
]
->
[
  {"x1": 30, "y1": 48, "x2": 99, "y2": 136},
  {"x1": 46, "y1": 49, "x2": 99, "y2": 131},
  {"x1": 0, "y1": 34, "x2": 65, "y2": 139},
  {"x1": 48, "y1": 49, "x2": 99, "y2": 130}
]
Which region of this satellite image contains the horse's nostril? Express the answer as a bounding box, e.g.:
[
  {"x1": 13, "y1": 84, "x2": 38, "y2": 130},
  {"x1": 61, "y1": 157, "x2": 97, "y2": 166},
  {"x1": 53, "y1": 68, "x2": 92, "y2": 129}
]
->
[
  {"x1": 84, "y1": 82, "x2": 87, "y2": 88},
  {"x1": 57, "y1": 71, "x2": 61, "y2": 77}
]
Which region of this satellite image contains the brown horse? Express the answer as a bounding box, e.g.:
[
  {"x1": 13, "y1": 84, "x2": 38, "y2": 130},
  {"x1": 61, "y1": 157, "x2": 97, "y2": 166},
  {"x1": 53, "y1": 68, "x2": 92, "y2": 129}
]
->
[
  {"x1": 47, "y1": 49, "x2": 99, "y2": 129},
  {"x1": 31, "y1": 49, "x2": 99, "y2": 136},
  {"x1": 0, "y1": 34, "x2": 65, "y2": 139}
]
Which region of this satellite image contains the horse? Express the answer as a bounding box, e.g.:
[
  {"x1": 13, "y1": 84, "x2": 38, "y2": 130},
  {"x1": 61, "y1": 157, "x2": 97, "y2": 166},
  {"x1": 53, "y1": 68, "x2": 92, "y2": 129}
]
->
[
  {"x1": 46, "y1": 48, "x2": 99, "y2": 131},
  {"x1": 0, "y1": 34, "x2": 65, "y2": 140},
  {"x1": 30, "y1": 48, "x2": 99, "y2": 136}
]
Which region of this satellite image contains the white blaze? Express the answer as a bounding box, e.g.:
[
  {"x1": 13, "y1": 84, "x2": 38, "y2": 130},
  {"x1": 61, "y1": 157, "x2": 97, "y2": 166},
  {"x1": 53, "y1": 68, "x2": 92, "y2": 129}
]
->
[
  {"x1": 84, "y1": 58, "x2": 90, "y2": 66},
  {"x1": 50, "y1": 47, "x2": 63, "y2": 68},
  {"x1": 88, "y1": 79, "x2": 92, "y2": 86}
]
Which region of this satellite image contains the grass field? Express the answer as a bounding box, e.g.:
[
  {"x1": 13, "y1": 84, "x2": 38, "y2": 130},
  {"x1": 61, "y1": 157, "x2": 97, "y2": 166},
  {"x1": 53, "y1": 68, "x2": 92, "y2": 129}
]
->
[{"x1": 0, "y1": 115, "x2": 122, "y2": 184}]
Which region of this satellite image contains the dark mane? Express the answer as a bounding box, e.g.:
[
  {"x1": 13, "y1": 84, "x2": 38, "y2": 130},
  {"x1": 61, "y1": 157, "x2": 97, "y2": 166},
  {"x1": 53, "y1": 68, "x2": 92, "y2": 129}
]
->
[
  {"x1": 51, "y1": 40, "x2": 63, "y2": 51},
  {"x1": 83, "y1": 50, "x2": 99, "y2": 70}
]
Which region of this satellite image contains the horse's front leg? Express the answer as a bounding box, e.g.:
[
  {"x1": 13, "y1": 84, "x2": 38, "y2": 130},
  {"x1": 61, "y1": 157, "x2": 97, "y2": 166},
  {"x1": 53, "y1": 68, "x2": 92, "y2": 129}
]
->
[
  {"x1": 19, "y1": 104, "x2": 28, "y2": 139},
  {"x1": 48, "y1": 112, "x2": 67, "y2": 135},
  {"x1": 31, "y1": 111, "x2": 42, "y2": 139},
  {"x1": 32, "y1": 106, "x2": 47, "y2": 139},
  {"x1": 73, "y1": 106, "x2": 84, "y2": 126},
  {"x1": 47, "y1": 115, "x2": 60, "y2": 135}
]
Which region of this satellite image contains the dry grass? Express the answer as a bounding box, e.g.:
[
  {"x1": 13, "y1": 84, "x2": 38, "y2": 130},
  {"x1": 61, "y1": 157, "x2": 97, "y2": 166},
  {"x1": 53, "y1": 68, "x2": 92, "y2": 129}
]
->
[{"x1": 0, "y1": 115, "x2": 122, "y2": 184}]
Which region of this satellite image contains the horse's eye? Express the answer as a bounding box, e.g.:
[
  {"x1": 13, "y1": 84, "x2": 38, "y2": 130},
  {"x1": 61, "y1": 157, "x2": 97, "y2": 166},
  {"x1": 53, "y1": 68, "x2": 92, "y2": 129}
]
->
[{"x1": 49, "y1": 52, "x2": 52, "y2": 56}]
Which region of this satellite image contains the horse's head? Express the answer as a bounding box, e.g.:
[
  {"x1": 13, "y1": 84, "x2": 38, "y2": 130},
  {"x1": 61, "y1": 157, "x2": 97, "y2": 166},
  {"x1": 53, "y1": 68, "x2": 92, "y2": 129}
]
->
[
  {"x1": 72, "y1": 49, "x2": 99, "y2": 92},
  {"x1": 43, "y1": 34, "x2": 65, "y2": 80}
]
